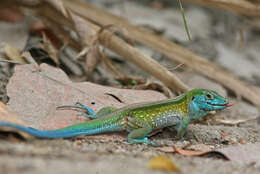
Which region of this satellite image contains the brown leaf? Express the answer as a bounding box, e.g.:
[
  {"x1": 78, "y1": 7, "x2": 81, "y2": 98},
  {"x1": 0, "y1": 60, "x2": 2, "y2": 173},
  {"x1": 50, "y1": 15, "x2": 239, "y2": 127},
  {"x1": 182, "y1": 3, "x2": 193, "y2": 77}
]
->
[
  {"x1": 156, "y1": 145, "x2": 229, "y2": 161},
  {"x1": 148, "y1": 155, "x2": 181, "y2": 172},
  {"x1": 173, "y1": 146, "x2": 228, "y2": 160},
  {"x1": 7, "y1": 63, "x2": 166, "y2": 130},
  {"x1": 173, "y1": 146, "x2": 208, "y2": 156}
]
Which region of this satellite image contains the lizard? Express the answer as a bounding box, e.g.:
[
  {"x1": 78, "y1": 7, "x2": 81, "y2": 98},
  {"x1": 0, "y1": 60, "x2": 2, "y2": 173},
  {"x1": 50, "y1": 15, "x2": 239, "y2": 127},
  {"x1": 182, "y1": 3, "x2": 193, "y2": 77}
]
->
[{"x1": 0, "y1": 89, "x2": 232, "y2": 145}]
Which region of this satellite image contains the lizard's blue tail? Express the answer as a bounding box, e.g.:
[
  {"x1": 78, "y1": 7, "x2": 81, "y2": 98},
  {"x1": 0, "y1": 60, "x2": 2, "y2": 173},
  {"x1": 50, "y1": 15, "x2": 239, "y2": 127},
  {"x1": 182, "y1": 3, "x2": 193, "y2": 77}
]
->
[{"x1": 0, "y1": 120, "x2": 121, "y2": 138}]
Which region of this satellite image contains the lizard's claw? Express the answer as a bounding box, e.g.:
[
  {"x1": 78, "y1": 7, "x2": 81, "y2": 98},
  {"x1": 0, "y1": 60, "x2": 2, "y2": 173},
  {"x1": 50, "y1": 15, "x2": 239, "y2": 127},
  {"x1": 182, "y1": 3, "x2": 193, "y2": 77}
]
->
[{"x1": 56, "y1": 102, "x2": 95, "y2": 117}]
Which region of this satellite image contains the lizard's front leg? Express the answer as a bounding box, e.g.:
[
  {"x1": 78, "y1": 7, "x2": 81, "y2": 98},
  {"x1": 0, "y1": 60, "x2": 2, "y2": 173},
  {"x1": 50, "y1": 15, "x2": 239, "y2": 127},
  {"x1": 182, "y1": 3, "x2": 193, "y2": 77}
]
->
[{"x1": 176, "y1": 117, "x2": 190, "y2": 140}]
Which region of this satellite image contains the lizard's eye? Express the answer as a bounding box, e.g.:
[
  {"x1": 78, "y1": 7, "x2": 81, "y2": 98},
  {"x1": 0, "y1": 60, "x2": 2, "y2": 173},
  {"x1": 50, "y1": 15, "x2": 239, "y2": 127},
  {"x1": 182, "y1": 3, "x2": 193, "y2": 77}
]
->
[{"x1": 205, "y1": 93, "x2": 214, "y2": 100}]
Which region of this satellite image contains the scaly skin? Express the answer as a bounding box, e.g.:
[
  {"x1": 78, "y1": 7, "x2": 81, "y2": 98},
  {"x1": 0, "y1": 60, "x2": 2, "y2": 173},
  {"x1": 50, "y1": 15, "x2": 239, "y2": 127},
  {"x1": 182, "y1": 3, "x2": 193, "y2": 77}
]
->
[{"x1": 0, "y1": 89, "x2": 232, "y2": 145}]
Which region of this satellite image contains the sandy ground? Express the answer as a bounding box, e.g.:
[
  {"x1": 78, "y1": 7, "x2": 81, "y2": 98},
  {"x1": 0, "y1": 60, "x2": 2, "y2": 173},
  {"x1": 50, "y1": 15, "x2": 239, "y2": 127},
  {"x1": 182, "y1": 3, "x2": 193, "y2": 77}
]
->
[{"x1": 0, "y1": 124, "x2": 260, "y2": 174}]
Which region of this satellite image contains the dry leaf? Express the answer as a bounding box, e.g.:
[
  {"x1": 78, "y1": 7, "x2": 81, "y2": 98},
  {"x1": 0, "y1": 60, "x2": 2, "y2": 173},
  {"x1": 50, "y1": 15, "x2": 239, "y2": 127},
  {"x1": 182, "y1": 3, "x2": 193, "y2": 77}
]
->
[
  {"x1": 173, "y1": 146, "x2": 229, "y2": 160},
  {"x1": 7, "y1": 63, "x2": 166, "y2": 130},
  {"x1": 173, "y1": 146, "x2": 208, "y2": 156},
  {"x1": 2, "y1": 43, "x2": 26, "y2": 63},
  {"x1": 156, "y1": 144, "x2": 212, "y2": 153},
  {"x1": 156, "y1": 146, "x2": 229, "y2": 160},
  {"x1": 148, "y1": 155, "x2": 181, "y2": 172}
]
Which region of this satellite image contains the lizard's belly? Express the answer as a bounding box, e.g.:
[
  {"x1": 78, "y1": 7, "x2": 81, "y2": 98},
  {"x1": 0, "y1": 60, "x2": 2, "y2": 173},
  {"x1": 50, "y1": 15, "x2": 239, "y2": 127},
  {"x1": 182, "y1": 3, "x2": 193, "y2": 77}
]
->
[{"x1": 152, "y1": 113, "x2": 183, "y2": 129}]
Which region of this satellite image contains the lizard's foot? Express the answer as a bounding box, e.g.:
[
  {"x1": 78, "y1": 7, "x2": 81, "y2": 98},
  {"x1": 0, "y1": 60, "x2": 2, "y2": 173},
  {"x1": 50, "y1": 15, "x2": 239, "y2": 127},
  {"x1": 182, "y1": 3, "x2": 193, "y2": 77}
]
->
[
  {"x1": 77, "y1": 113, "x2": 97, "y2": 119},
  {"x1": 127, "y1": 137, "x2": 159, "y2": 146},
  {"x1": 56, "y1": 102, "x2": 96, "y2": 119}
]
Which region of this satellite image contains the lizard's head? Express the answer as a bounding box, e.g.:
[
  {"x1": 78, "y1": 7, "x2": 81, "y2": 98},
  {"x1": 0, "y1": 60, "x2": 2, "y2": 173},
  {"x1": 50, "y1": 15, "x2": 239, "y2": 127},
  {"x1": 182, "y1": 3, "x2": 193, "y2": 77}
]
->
[{"x1": 188, "y1": 89, "x2": 232, "y2": 117}]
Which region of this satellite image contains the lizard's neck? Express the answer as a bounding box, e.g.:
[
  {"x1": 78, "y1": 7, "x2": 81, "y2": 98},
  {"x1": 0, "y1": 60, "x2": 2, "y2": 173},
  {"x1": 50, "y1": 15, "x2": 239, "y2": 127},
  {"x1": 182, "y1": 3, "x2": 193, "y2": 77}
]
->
[{"x1": 188, "y1": 100, "x2": 209, "y2": 119}]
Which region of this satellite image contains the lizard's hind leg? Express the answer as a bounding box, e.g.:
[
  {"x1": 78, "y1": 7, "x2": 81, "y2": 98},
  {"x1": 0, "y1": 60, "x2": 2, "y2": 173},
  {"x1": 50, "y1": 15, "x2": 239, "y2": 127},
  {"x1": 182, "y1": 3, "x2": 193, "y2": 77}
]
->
[
  {"x1": 94, "y1": 106, "x2": 118, "y2": 118},
  {"x1": 126, "y1": 117, "x2": 158, "y2": 146},
  {"x1": 57, "y1": 103, "x2": 117, "y2": 119}
]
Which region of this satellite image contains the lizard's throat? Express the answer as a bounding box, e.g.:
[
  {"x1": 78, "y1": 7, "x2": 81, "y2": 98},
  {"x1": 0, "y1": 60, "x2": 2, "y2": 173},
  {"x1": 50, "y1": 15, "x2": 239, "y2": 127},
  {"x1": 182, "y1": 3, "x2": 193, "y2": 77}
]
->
[{"x1": 188, "y1": 101, "x2": 209, "y2": 120}]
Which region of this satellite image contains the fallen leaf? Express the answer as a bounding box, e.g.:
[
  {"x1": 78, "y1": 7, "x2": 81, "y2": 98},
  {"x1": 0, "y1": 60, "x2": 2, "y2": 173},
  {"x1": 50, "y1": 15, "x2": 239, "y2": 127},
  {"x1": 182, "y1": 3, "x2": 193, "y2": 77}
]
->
[
  {"x1": 173, "y1": 146, "x2": 208, "y2": 156},
  {"x1": 173, "y1": 146, "x2": 228, "y2": 160},
  {"x1": 148, "y1": 155, "x2": 180, "y2": 172},
  {"x1": 2, "y1": 43, "x2": 26, "y2": 63},
  {"x1": 7, "y1": 63, "x2": 166, "y2": 130}
]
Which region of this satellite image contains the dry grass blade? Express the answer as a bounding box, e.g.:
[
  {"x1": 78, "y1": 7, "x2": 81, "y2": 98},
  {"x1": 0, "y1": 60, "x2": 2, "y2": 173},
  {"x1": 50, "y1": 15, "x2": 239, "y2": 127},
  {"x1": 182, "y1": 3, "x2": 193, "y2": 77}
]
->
[{"x1": 60, "y1": 0, "x2": 260, "y2": 107}]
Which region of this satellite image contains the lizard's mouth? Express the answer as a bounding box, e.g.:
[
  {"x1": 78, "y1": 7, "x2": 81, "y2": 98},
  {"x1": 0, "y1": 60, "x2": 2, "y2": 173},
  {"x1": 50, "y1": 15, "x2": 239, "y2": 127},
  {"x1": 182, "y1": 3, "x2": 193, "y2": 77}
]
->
[{"x1": 208, "y1": 103, "x2": 233, "y2": 107}]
